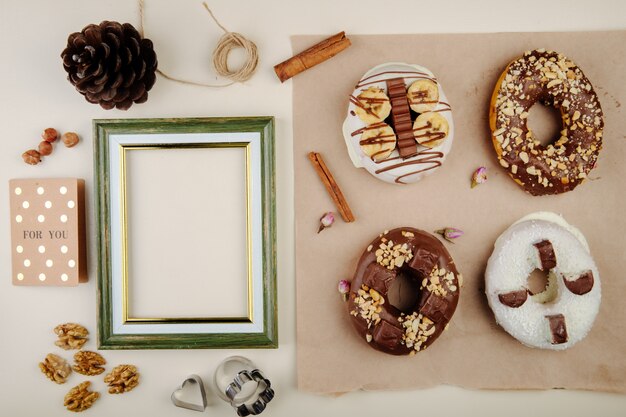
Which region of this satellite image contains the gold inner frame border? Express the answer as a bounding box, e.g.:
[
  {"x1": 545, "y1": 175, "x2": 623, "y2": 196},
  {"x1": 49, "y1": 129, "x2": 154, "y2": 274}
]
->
[{"x1": 117, "y1": 141, "x2": 254, "y2": 325}]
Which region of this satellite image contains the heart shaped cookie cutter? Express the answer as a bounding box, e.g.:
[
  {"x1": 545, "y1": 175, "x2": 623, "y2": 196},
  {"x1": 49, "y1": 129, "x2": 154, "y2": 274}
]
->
[{"x1": 171, "y1": 374, "x2": 207, "y2": 412}]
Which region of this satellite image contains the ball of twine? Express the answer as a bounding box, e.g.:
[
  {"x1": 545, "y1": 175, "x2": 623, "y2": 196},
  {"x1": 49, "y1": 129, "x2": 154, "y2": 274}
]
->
[
  {"x1": 212, "y1": 32, "x2": 258, "y2": 83},
  {"x1": 139, "y1": 0, "x2": 259, "y2": 87}
]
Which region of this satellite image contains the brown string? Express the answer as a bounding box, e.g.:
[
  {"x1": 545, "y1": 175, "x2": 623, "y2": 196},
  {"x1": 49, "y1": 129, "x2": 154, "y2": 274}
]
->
[{"x1": 138, "y1": 0, "x2": 259, "y2": 87}]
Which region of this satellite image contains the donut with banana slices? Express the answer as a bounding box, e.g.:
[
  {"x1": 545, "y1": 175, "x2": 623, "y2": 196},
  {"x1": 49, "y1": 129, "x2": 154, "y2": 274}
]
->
[{"x1": 343, "y1": 62, "x2": 454, "y2": 184}]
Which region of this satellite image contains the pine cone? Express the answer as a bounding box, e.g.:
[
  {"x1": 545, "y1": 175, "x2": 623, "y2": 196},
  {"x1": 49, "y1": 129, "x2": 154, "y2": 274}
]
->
[{"x1": 61, "y1": 21, "x2": 158, "y2": 110}]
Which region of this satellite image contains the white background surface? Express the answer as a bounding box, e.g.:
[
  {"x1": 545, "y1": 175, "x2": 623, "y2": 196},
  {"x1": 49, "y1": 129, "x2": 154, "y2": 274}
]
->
[{"x1": 1, "y1": 0, "x2": 625, "y2": 416}]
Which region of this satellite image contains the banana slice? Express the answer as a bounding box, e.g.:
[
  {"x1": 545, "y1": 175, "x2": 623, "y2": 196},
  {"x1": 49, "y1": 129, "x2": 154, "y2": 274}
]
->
[
  {"x1": 413, "y1": 112, "x2": 449, "y2": 148},
  {"x1": 407, "y1": 79, "x2": 439, "y2": 113},
  {"x1": 352, "y1": 87, "x2": 392, "y2": 125},
  {"x1": 360, "y1": 123, "x2": 396, "y2": 162}
]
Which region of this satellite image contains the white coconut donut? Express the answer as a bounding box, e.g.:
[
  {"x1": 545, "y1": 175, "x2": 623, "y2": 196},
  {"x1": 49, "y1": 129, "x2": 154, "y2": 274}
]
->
[
  {"x1": 342, "y1": 62, "x2": 454, "y2": 185},
  {"x1": 485, "y1": 212, "x2": 601, "y2": 350}
]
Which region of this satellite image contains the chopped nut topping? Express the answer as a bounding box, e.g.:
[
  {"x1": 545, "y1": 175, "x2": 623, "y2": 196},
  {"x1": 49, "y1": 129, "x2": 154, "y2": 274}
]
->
[
  {"x1": 420, "y1": 266, "x2": 457, "y2": 296},
  {"x1": 352, "y1": 285, "x2": 385, "y2": 329},
  {"x1": 400, "y1": 313, "x2": 435, "y2": 353},
  {"x1": 375, "y1": 239, "x2": 413, "y2": 270},
  {"x1": 492, "y1": 49, "x2": 603, "y2": 194},
  {"x1": 519, "y1": 151, "x2": 529, "y2": 164}
]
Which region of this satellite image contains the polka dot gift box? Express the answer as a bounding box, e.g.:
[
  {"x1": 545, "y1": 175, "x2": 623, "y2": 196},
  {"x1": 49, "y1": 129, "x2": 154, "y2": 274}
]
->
[{"x1": 9, "y1": 178, "x2": 87, "y2": 286}]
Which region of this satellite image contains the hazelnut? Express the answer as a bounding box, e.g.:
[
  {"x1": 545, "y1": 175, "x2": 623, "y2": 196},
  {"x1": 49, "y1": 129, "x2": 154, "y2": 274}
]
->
[
  {"x1": 62, "y1": 132, "x2": 80, "y2": 148},
  {"x1": 22, "y1": 149, "x2": 42, "y2": 165},
  {"x1": 42, "y1": 128, "x2": 58, "y2": 143},
  {"x1": 38, "y1": 141, "x2": 53, "y2": 156}
]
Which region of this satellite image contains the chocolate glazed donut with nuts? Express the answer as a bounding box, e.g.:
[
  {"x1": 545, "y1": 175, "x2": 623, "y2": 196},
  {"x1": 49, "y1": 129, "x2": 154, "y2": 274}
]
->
[
  {"x1": 489, "y1": 49, "x2": 604, "y2": 196},
  {"x1": 347, "y1": 228, "x2": 461, "y2": 356}
]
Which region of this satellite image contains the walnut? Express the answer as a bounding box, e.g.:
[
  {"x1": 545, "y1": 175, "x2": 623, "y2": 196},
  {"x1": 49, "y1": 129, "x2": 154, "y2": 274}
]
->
[
  {"x1": 64, "y1": 381, "x2": 100, "y2": 412},
  {"x1": 104, "y1": 364, "x2": 140, "y2": 394},
  {"x1": 73, "y1": 351, "x2": 106, "y2": 376},
  {"x1": 54, "y1": 323, "x2": 88, "y2": 350},
  {"x1": 39, "y1": 353, "x2": 71, "y2": 384}
]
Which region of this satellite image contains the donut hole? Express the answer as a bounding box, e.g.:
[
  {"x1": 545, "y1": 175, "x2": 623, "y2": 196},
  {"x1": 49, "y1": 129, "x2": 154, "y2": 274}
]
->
[
  {"x1": 527, "y1": 269, "x2": 558, "y2": 304},
  {"x1": 387, "y1": 270, "x2": 421, "y2": 314},
  {"x1": 527, "y1": 103, "x2": 563, "y2": 147}
]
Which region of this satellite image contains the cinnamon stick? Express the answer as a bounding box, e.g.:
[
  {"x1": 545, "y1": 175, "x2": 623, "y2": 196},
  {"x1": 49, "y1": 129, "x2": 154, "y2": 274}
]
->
[
  {"x1": 308, "y1": 152, "x2": 355, "y2": 223},
  {"x1": 274, "y1": 32, "x2": 351, "y2": 83}
]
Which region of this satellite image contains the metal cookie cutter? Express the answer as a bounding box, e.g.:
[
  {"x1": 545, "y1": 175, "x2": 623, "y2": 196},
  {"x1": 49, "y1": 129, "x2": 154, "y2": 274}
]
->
[
  {"x1": 214, "y1": 356, "x2": 275, "y2": 416},
  {"x1": 171, "y1": 374, "x2": 208, "y2": 412}
]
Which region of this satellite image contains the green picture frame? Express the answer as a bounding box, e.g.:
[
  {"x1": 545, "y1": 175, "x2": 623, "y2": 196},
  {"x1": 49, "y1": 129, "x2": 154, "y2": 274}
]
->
[{"x1": 94, "y1": 117, "x2": 277, "y2": 349}]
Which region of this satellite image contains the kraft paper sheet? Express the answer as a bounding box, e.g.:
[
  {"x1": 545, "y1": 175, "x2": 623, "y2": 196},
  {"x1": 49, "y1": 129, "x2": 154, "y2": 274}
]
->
[{"x1": 293, "y1": 31, "x2": 626, "y2": 394}]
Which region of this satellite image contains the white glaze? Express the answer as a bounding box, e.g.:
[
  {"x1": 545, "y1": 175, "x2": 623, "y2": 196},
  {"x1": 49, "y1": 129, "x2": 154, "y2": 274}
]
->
[
  {"x1": 342, "y1": 62, "x2": 454, "y2": 184},
  {"x1": 485, "y1": 212, "x2": 601, "y2": 350}
]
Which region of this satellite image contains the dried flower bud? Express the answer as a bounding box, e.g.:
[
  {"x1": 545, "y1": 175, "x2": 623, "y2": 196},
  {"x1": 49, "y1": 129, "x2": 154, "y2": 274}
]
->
[
  {"x1": 435, "y1": 227, "x2": 464, "y2": 243},
  {"x1": 471, "y1": 166, "x2": 487, "y2": 188},
  {"x1": 338, "y1": 279, "x2": 350, "y2": 301},
  {"x1": 62, "y1": 132, "x2": 80, "y2": 148},
  {"x1": 22, "y1": 149, "x2": 42, "y2": 165},
  {"x1": 317, "y1": 212, "x2": 335, "y2": 233},
  {"x1": 42, "y1": 128, "x2": 58, "y2": 143},
  {"x1": 38, "y1": 141, "x2": 53, "y2": 156}
]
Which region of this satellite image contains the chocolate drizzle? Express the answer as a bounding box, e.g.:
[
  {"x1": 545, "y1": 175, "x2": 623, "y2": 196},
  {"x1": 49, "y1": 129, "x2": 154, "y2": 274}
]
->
[
  {"x1": 359, "y1": 133, "x2": 395, "y2": 146},
  {"x1": 351, "y1": 122, "x2": 387, "y2": 137},
  {"x1": 374, "y1": 150, "x2": 444, "y2": 184},
  {"x1": 433, "y1": 101, "x2": 452, "y2": 113},
  {"x1": 355, "y1": 70, "x2": 435, "y2": 89},
  {"x1": 413, "y1": 121, "x2": 447, "y2": 145},
  {"x1": 349, "y1": 95, "x2": 379, "y2": 118}
]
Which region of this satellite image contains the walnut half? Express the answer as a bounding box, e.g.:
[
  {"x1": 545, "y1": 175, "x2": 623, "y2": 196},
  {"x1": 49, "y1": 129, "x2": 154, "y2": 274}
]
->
[
  {"x1": 73, "y1": 351, "x2": 106, "y2": 376},
  {"x1": 54, "y1": 323, "x2": 89, "y2": 350},
  {"x1": 39, "y1": 353, "x2": 71, "y2": 384},
  {"x1": 64, "y1": 381, "x2": 100, "y2": 412},
  {"x1": 104, "y1": 364, "x2": 139, "y2": 394}
]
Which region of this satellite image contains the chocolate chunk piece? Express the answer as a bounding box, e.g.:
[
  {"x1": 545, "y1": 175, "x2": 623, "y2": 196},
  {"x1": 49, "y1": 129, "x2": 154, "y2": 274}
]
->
[
  {"x1": 498, "y1": 289, "x2": 528, "y2": 308},
  {"x1": 563, "y1": 270, "x2": 594, "y2": 295},
  {"x1": 362, "y1": 263, "x2": 396, "y2": 296},
  {"x1": 372, "y1": 320, "x2": 404, "y2": 351},
  {"x1": 419, "y1": 292, "x2": 450, "y2": 323},
  {"x1": 546, "y1": 314, "x2": 568, "y2": 344},
  {"x1": 408, "y1": 247, "x2": 438, "y2": 278},
  {"x1": 534, "y1": 240, "x2": 557, "y2": 270},
  {"x1": 386, "y1": 78, "x2": 417, "y2": 158}
]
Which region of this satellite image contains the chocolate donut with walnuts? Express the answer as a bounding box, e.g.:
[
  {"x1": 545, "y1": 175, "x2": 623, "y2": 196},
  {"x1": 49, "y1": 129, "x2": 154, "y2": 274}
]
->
[
  {"x1": 347, "y1": 228, "x2": 461, "y2": 355},
  {"x1": 489, "y1": 49, "x2": 604, "y2": 196}
]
